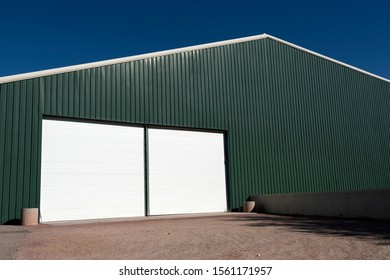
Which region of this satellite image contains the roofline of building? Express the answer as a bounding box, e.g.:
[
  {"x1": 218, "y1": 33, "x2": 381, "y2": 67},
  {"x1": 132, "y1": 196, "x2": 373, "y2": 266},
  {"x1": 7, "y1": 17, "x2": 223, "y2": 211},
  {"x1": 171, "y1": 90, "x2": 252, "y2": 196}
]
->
[
  {"x1": 266, "y1": 34, "x2": 390, "y2": 83},
  {"x1": 0, "y1": 33, "x2": 389, "y2": 84}
]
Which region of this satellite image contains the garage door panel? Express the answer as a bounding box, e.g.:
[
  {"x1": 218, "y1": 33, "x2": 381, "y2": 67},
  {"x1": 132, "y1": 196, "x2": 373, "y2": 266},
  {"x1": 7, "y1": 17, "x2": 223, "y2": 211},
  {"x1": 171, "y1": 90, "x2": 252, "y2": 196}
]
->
[
  {"x1": 41, "y1": 121, "x2": 227, "y2": 221},
  {"x1": 149, "y1": 129, "x2": 227, "y2": 215},
  {"x1": 40, "y1": 120, "x2": 145, "y2": 222}
]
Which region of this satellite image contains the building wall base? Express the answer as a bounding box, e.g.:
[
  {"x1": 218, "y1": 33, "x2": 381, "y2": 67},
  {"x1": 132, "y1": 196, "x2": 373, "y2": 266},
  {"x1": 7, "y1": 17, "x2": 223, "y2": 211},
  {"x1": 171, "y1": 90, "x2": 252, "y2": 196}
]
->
[{"x1": 251, "y1": 189, "x2": 390, "y2": 220}]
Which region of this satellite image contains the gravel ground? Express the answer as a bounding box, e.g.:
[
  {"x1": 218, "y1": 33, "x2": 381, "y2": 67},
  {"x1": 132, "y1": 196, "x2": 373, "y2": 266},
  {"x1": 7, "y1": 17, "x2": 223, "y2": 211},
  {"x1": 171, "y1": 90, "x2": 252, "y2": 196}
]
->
[
  {"x1": 1, "y1": 213, "x2": 389, "y2": 260},
  {"x1": 0, "y1": 226, "x2": 30, "y2": 260}
]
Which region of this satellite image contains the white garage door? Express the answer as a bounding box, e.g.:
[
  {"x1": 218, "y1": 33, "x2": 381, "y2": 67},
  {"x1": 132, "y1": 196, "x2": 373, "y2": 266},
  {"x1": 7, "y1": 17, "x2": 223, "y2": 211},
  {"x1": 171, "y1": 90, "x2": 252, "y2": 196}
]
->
[
  {"x1": 40, "y1": 120, "x2": 145, "y2": 222},
  {"x1": 148, "y1": 129, "x2": 227, "y2": 215}
]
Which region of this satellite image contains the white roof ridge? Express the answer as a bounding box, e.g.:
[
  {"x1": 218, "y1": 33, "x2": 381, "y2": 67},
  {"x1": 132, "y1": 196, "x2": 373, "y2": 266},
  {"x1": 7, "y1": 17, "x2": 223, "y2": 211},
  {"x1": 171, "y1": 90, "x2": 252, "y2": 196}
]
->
[{"x1": 0, "y1": 33, "x2": 389, "y2": 84}]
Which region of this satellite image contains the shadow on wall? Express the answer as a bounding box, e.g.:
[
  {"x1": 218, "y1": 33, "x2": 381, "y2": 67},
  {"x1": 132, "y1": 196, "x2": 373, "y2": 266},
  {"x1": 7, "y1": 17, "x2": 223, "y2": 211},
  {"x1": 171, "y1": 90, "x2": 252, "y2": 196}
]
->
[
  {"x1": 3, "y1": 219, "x2": 21, "y2": 225},
  {"x1": 230, "y1": 214, "x2": 390, "y2": 245}
]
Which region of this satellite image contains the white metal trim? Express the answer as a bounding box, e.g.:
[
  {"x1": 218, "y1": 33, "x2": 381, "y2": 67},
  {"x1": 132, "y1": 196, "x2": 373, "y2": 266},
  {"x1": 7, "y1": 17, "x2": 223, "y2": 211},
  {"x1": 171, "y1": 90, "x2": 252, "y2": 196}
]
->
[
  {"x1": 0, "y1": 33, "x2": 389, "y2": 84},
  {"x1": 265, "y1": 34, "x2": 390, "y2": 83},
  {"x1": 0, "y1": 34, "x2": 267, "y2": 84}
]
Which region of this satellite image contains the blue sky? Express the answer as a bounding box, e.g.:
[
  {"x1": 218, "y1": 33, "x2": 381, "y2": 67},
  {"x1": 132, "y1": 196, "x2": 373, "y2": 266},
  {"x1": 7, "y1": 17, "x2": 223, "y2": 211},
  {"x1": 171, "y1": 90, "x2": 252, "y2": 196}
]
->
[{"x1": 1, "y1": 0, "x2": 389, "y2": 79}]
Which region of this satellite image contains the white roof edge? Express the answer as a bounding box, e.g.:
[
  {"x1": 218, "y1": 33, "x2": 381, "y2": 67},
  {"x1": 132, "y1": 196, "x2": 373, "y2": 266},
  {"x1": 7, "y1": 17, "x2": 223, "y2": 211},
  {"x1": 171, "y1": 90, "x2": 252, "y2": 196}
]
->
[
  {"x1": 266, "y1": 35, "x2": 390, "y2": 83},
  {"x1": 0, "y1": 33, "x2": 389, "y2": 84},
  {"x1": 0, "y1": 34, "x2": 268, "y2": 84}
]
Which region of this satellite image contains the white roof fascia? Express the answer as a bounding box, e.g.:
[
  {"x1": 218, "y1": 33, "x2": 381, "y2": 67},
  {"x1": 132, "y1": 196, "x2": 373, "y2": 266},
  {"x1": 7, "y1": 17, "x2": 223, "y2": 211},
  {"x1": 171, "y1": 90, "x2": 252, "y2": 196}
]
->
[
  {"x1": 0, "y1": 34, "x2": 267, "y2": 84},
  {"x1": 0, "y1": 33, "x2": 389, "y2": 84},
  {"x1": 265, "y1": 34, "x2": 390, "y2": 83}
]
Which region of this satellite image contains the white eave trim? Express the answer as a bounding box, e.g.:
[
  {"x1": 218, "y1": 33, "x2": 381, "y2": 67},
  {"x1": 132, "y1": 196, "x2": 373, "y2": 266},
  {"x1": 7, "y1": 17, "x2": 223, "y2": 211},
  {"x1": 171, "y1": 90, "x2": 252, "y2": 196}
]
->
[
  {"x1": 0, "y1": 33, "x2": 389, "y2": 84},
  {"x1": 0, "y1": 34, "x2": 267, "y2": 84},
  {"x1": 266, "y1": 35, "x2": 390, "y2": 83}
]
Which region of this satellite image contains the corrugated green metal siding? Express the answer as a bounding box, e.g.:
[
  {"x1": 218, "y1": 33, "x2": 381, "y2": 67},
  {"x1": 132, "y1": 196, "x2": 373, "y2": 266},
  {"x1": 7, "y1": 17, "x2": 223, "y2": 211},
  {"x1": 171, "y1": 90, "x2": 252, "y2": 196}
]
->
[
  {"x1": 1, "y1": 38, "x2": 390, "y2": 223},
  {"x1": 0, "y1": 80, "x2": 42, "y2": 223},
  {"x1": 261, "y1": 40, "x2": 390, "y2": 200}
]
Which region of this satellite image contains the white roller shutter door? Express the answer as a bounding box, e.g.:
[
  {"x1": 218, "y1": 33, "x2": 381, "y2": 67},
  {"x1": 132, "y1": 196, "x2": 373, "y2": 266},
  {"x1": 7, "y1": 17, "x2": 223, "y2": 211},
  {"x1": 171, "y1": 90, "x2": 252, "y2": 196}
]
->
[
  {"x1": 148, "y1": 129, "x2": 227, "y2": 215},
  {"x1": 40, "y1": 120, "x2": 144, "y2": 222}
]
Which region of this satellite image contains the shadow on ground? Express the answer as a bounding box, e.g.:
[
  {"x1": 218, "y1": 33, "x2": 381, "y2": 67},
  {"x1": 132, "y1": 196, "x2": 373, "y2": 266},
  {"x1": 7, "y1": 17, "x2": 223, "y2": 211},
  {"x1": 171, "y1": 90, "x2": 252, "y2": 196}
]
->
[{"x1": 232, "y1": 214, "x2": 390, "y2": 245}]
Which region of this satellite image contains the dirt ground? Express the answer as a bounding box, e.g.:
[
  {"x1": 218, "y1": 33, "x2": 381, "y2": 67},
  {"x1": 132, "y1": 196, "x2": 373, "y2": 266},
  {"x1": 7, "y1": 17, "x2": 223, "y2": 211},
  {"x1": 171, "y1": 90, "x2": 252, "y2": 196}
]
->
[{"x1": 1, "y1": 213, "x2": 389, "y2": 260}]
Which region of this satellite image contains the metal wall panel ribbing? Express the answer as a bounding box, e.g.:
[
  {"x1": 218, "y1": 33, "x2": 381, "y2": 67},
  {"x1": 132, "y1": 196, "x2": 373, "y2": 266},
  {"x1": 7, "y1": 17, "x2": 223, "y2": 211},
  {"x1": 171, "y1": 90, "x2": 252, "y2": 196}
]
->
[
  {"x1": 1, "y1": 38, "x2": 390, "y2": 223},
  {"x1": 264, "y1": 40, "x2": 390, "y2": 198},
  {"x1": 0, "y1": 79, "x2": 42, "y2": 224}
]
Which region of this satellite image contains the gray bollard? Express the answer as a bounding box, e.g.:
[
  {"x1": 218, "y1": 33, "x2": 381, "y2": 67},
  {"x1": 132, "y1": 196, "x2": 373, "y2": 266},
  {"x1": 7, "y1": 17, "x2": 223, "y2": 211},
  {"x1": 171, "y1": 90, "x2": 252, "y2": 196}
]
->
[
  {"x1": 243, "y1": 201, "x2": 255, "y2": 212},
  {"x1": 21, "y1": 208, "x2": 38, "y2": 225}
]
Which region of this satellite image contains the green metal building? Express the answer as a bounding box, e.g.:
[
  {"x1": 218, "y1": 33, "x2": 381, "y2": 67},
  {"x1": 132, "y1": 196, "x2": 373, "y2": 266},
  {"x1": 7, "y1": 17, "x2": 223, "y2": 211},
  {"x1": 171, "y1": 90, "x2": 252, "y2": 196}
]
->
[{"x1": 1, "y1": 34, "x2": 389, "y2": 224}]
